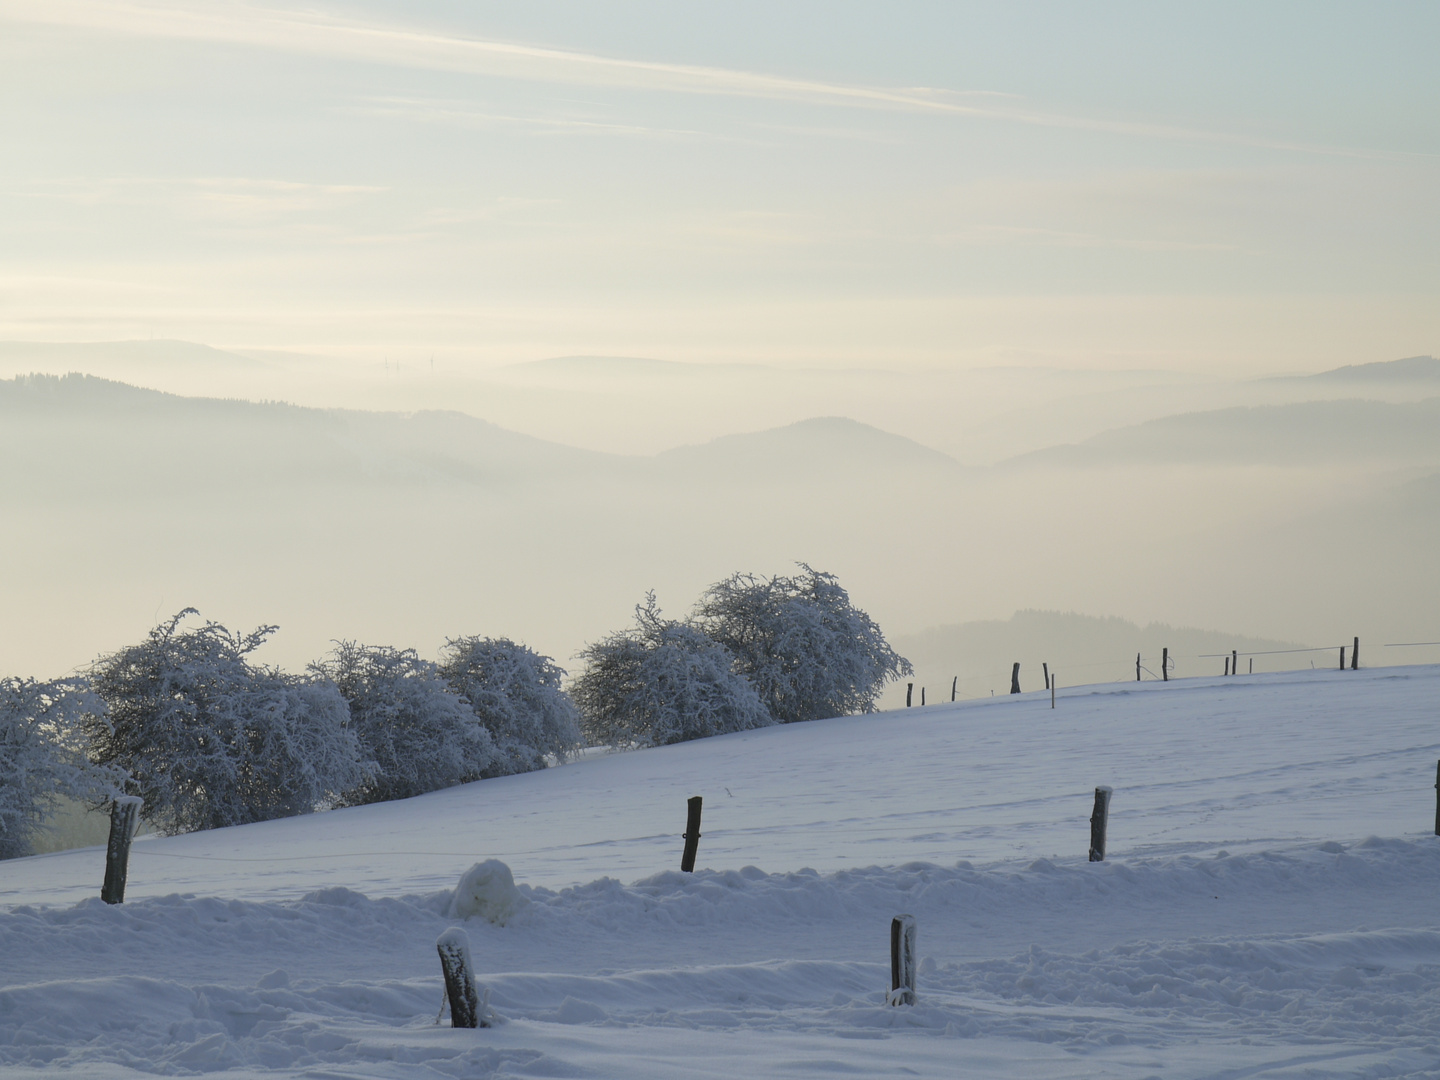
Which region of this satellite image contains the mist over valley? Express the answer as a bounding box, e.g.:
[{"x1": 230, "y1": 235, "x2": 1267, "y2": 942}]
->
[{"x1": 4, "y1": 348, "x2": 1435, "y2": 693}]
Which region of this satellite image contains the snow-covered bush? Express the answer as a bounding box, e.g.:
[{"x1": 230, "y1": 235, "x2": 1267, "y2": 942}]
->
[
  {"x1": 571, "y1": 593, "x2": 772, "y2": 748},
  {"x1": 448, "y1": 859, "x2": 527, "y2": 925},
  {"x1": 438, "y1": 637, "x2": 582, "y2": 776},
  {"x1": 314, "y1": 642, "x2": 495, "y2": 805},
  {"x1": 0, "y1": 677, "x2": 125, "y2": 859},
  {"x1": 692, "y1": 564, "x2": 912, "y2": 724},
  {"x1": 86, "y1": 610, "x2": 370, "y2": 834}
]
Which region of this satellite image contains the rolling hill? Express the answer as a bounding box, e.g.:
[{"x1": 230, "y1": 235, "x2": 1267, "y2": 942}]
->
[{"x1": 3, "y1": 665, "x2": 1439, "y2": 1078}]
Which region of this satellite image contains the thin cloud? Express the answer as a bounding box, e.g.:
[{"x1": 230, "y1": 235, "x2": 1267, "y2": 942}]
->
[
  {"x1": 21, "y1": 176, "x2": 386, "y2": 198},
  {"x1": 350, "y1": 97, "x2": 728, "y2": 143},
  {"x1": 4, "y1": 0, "x2": 1423, "y2": 160},
  {"x1": 954, "y1": 224, "x2": 1239, "y2": 254}
]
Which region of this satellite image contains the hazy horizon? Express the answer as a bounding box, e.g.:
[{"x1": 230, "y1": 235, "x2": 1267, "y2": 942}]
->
[
  {"x1": 2, "y1": 356, "x2": 1436, "y2": 693},
  {"x1": 2, "y1": 3, "x2": 1437, "y2": 694}
]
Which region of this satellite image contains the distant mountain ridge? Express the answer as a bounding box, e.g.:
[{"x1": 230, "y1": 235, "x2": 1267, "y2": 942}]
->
[
  {"x1": 655, "y1": 416, "x2": 960, "y2": 480},
  {"x1": 1303, "y1": 355, "x2": 1440, "y2": 382},
  {"x1": 891, "y1": 609, "x2": 1312, "y2": 701},
  {"x1": 0, "y1": 374, "x2": 607, "y2": 494},
  {"x1": 1004, "y1": 397, "x2": 1440, "y2": 467},
  {"x1": 0, "y1": 374, "x2": 949, "y2": 493},
  {"x1": 0, "y1": 339, "x2": 262, "y2": 371},
  {"x1": 499, "y1": 355, "x2": 780, "y2": 385}
]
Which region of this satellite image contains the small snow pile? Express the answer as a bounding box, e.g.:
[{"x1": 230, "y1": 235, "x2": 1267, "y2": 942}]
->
[{"x1": 448, "y1": 859, "x2": 527, "y2": 925}]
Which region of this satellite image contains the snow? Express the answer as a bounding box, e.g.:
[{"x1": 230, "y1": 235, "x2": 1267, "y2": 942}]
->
[
  {"x1": 2, "y1": 665, "x2": 1440, "y2": 1077},
  {"x1": 447, "y1": 861, "x2": 526, "y2": 925}
]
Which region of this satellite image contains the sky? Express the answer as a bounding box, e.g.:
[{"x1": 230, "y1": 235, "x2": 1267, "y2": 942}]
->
[{"x1": 2, "y1": 0, "x2": 1437, "y2": 374}]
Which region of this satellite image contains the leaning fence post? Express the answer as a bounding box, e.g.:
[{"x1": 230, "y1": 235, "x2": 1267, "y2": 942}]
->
[
  {"x1": 951, "y1": 676, "x2": 957, "y2": 702},
  {"x1": 889, "y1": 914, "x2": 917, "y2": 1006},
  {"x1": 1161, "y1": 648, "x2": 1168, "y2": 681},
  {"x1": 1088, "y1": 786, "x2": 1112, "y2": 862},
  {"x1": 436, "y1": 928, "x2": 482, "y2": 1028},
  {"x1": 1352, "y1": 637, "x2": 1359, "y2": 670},
  {"x1": 681, "y1": 796, "x2": 703, "y2": 872},
  {"x1": 101, "y1": 796, "x2": 143, "y2": 905},
  {"x1": 1042, "y1": 662, "x2": 1049, "y2": 690},
  {"x1": 1010, "y1": 663, "x2": 1020, "y2": 694}
]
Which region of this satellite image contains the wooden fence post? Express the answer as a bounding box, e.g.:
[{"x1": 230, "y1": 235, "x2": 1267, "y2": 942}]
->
[
  {"x1": 889, "y1": 914, "x2": 917, "y2": 1006},
  {"x1": 1088, "y1": 786, "x2": 1112, "y2": 862},
  {"x1": 1249, "y1": 657, "x2": 1253, "y2": 674},
  {"x1": 1352, "y1": 637, "x2": 1359, "y2": 670},
  {"x1": 921, "y1": 687, "x2": 925, "y2": 706},
  {"x1": 951, "y1": 676, "x2": 957, "y2": 702},
  {"x1": 1051, "y1": 675, "x2": 1056, "y2": 709},
  {"x1": 681, "y1": 796, "x2": 703, "y2": 872},
  {"x1": 101, "y1": 796, "x2": 143, "y2": 905},
  {"x1": 1434, "y1": 760, "x2": 1440, "y2": 836},
  {"x1": 1232, "y1": 650, "x2": 1237, "y2": 676},
  {"x1": 1010, "y1": 663, "x2": 1020, "y2": 694},
  {"x1": 1340, "y1": 646, "x2": 1346, "y2": 670},
  {"x1": 1161, "y1": 648, "x2": 1168, "y2": 681},
  {"x1": 906, "y1": 683, "x2": 913, "y2": 707},
  {"x1": 1042, "y1": 662, "x2": 1050, "y2": 690},
  {"x1": 1224, "y1": 656, "x2": 1229, "y2": 676},
  {"x1": 436, "y1": 928, "x2": 483, "y2": 1028},
  {"x1": 1136, "y1": 653, "x2": 1141, "y2": 681}
]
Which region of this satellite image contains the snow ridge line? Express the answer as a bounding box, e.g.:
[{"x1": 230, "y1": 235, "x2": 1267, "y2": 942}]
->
[
  {"x1": 7, "y1": 833, "x2": 1440, "y2": 918},
  {"x1": 4, "y1": 835, "x2": 1438, "y2": 957}
]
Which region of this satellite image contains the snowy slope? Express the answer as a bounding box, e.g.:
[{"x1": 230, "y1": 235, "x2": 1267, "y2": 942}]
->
[{"x1": 3, "y1": 665, "x2": 1440, "y2": 1078}]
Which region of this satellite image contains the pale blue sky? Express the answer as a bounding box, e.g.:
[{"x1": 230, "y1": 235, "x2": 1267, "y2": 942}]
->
[{"x1": 1, "y1": 1, "x2": 1436, "y2": 371}]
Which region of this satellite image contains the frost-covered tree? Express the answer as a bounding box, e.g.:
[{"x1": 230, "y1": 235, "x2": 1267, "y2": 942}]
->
[
  {"x1": 314, "y1": 642, "x2": 496, "y2": 805},
  {"x1": 86, "y1": 610, "x2": 370, "y2": 834},
  {"x1": 572, "y1": 593, "x2": 772, "y2": 748},
  {"x1": 692, "y1": 564, "x2": 912, "y2": 724},
  {"x1": 0, "y1": 678, "x2": 125, "y2": 859},
  {"x1": 438, "y1": 637, "x2": 582, "y2": 775}
]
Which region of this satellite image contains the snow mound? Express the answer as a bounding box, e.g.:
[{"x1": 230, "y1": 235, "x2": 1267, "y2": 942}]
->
[{"x1": 447, "y1": 859, "x2": 527, "y2": 925}]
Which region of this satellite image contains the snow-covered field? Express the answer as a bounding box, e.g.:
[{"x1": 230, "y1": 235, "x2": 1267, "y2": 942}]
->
[{"x1": 4, "y1": 666, "x2": 1439, "y2": 1078}]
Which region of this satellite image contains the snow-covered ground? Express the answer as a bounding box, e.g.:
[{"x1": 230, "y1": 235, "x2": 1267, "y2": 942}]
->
[{"x1": 3, "y1": 666, "x2": 1439, "y2": 1078}]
